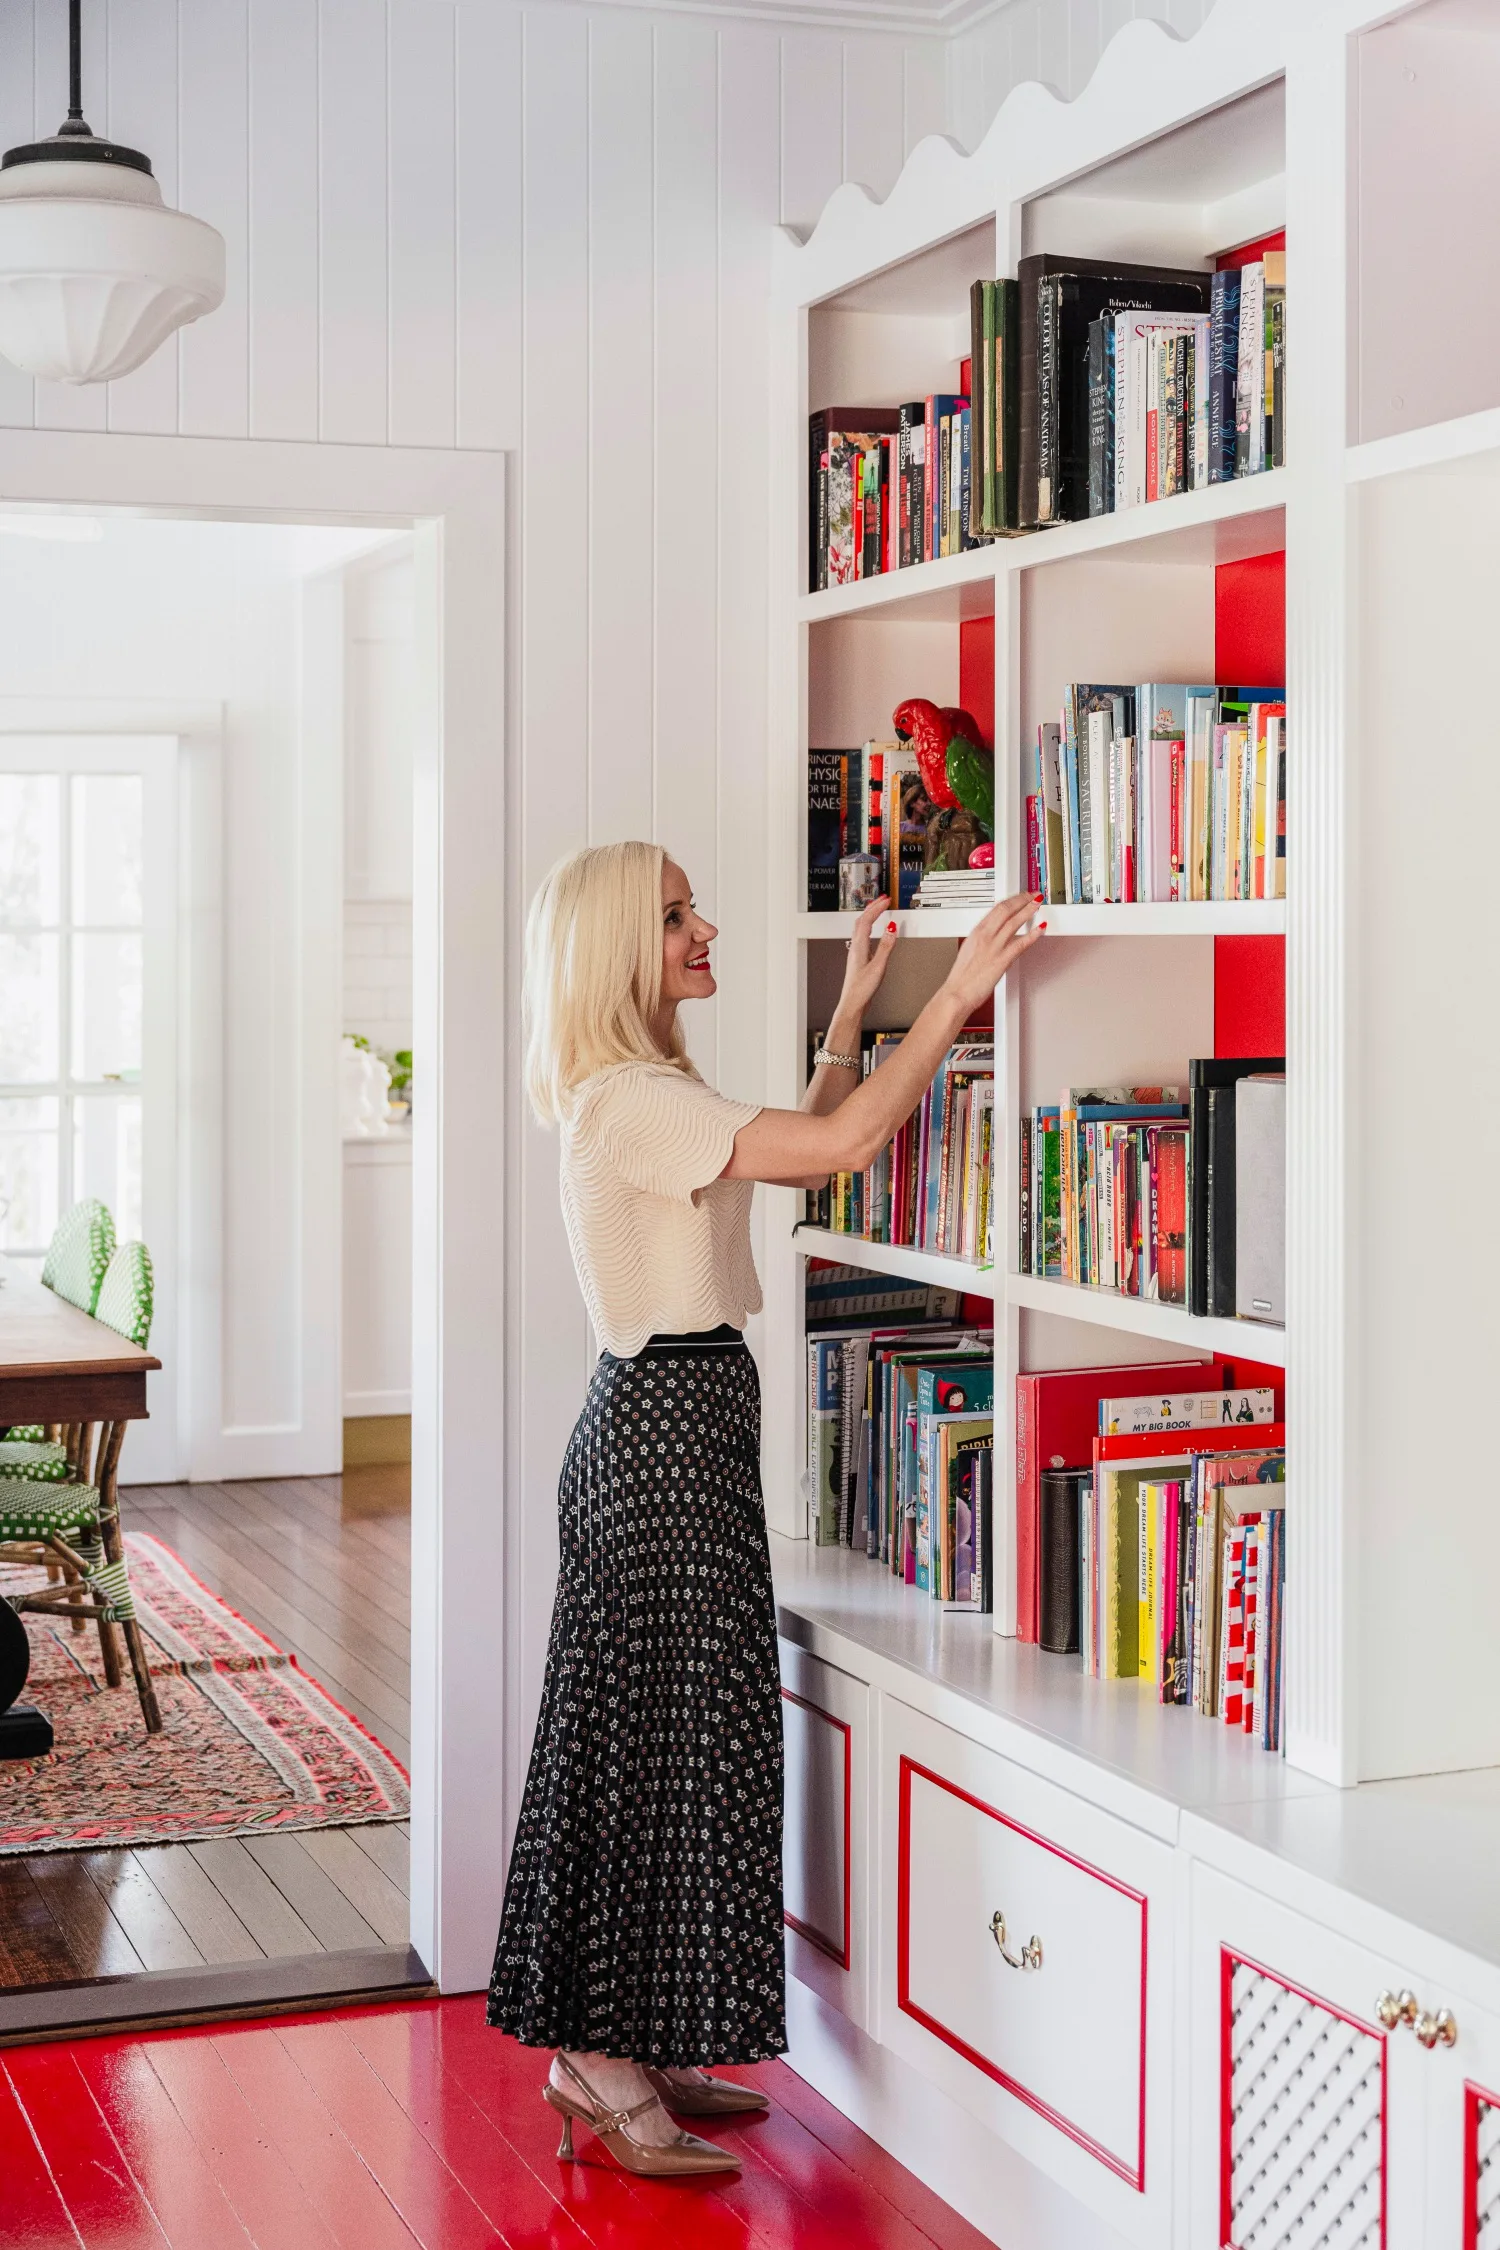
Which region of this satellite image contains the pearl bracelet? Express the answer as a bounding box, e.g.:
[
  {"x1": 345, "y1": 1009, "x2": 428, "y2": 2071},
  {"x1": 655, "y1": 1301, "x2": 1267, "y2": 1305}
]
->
[{"x1": 813, "y1": 1047, "x2": 861, "y2": 1071}]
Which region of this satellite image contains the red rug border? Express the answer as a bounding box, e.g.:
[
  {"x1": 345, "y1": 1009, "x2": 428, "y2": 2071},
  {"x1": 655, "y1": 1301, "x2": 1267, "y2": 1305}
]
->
[{"x1": 131, "y1": 1529, "x2": 412, "y2": 1786}]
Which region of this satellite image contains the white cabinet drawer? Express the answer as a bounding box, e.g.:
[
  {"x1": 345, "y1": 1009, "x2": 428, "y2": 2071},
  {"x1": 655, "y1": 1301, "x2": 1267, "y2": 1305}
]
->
[
  {"x1": 779, "y1": 1639, "x2": 870, "y2": 2029},
  {"x1": 878, "y1": 1695, "x2": 1173, "y2": 2241}
]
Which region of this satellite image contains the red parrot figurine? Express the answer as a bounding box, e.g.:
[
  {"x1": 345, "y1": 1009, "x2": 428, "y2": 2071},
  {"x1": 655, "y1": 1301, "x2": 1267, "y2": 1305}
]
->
[{"x1": 892, "y1": 698, "x2": 989, "y2": 814}]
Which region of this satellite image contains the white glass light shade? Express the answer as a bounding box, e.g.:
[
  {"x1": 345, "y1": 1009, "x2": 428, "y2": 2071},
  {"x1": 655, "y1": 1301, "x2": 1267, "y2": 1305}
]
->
[{"x1": 0, "y1": 159, "x2": 224, "y2": 384}]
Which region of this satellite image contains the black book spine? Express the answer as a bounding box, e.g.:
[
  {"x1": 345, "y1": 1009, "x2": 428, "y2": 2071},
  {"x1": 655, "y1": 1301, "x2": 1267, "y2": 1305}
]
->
[
  {"x1": 807, "y1": 748, "x2": 847, "y2": 911},
  {"x1": 1037, "y1": 277, "x2": 1059, "y2": 523},
  {"x1": 1018, "y1": 1113, "x2": 1032, "y2": 1270},
  {"x1": 1039, "y1": 1471, "x2": 1081, "y2": 1654},
  {"x1": 1205, "y1": 1085, "x2": 1237, "y2": 1317},
  {"x1": 1087, "y1": 318, "x2": 1109, "y2": 518},
  {"x1": 809, "y1": 411, "x2": 828, "y2": 592},
  {"x1": 1209, "y1": 268, "x2": 1240, "y2": 485},
  {"x1": 1017, "y1": 255, "x2": 1042, "y2": 528}
]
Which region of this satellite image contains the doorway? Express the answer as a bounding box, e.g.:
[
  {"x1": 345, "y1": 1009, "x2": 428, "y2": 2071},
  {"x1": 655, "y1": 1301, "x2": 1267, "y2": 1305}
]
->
[{"x1": 0, "y1": 436, "x2": 507, "y2": 2034}]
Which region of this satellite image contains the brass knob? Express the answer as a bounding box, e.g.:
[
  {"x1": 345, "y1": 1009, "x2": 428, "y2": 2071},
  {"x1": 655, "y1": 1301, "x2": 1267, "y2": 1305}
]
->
[
  {"x1": 1376, "y1": 1989, "x2": 1418, "y2": 2031},
  {"x1": 989, "y1": 1908, "x2": 1043, "y2": 1972},
  {"x1": 1414, "y1": 2007, "x2": 1458, "y2": 2051}
]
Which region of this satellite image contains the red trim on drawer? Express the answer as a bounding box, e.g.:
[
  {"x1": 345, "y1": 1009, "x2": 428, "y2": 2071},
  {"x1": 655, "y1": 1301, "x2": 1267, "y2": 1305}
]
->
[
  {"x1": 1464, "y1": 2080, "x2": 1500, "y2": 2249},
  {"x1": 895, "y1": 1756, "x2": 1148, "y2": 2192},
  {"x1": 781, "y1": 1687, "x2": 852, "y2": 1971},
  {"x1": 1218, "y1": 1948, "x2": 1388, "y2": 2250}
]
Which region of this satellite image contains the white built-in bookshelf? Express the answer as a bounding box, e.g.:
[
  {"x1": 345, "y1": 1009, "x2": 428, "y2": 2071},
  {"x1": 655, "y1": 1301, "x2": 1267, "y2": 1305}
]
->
[{"x1": 765, "y1": 0, "x2": 1500, "y2": 1799}]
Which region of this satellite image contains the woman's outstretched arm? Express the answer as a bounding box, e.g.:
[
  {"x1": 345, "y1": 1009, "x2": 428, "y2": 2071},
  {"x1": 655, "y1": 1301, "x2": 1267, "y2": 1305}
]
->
[{"x1": 724, "y1": 890, "x2": 1041, "y2": 1188}]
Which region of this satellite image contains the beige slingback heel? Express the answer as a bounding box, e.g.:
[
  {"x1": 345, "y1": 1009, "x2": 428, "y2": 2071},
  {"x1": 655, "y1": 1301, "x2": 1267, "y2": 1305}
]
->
[
  {"x1": 542, "y1": 2055, "x2": 742, "y2": 2178},
  {"x1": 644, "y1": 2066, "x2": 770, "y2": 2118}
]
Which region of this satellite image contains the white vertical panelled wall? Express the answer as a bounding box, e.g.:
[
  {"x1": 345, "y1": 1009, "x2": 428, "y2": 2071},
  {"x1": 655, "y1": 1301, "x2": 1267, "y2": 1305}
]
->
[{"x1": 0, "y1": 0, "x2": 1207, "y2": 1952}]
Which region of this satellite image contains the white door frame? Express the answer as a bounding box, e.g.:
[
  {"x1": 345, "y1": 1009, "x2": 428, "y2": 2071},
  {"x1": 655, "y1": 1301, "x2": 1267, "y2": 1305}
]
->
[{"x1": 0, "y1": 430, "x2": 508, "y2": 1992}]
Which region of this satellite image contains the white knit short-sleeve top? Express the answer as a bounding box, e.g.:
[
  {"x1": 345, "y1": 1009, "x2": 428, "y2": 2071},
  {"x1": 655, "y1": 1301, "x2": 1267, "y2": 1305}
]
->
[{"x1": 559, "y1": 1060, "x2": 764, "y2": 1357}]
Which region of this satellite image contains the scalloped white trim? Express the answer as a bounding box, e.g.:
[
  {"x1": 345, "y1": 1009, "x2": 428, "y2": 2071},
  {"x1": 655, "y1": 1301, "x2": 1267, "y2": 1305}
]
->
[{"x1": 785, "y1": 0, "x2": 1290, "y2": 291}]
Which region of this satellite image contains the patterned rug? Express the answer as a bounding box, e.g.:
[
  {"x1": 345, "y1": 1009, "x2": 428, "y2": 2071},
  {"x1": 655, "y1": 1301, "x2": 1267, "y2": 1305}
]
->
[{"x1": 0, "y1": 1533, "x2": 410, "y2": 1854}]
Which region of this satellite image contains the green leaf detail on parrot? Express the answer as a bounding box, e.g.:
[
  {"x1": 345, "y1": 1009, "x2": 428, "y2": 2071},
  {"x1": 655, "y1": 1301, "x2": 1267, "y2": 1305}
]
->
[{"x1": 946, "y1": 738, "x2": 994, "y2": 833}]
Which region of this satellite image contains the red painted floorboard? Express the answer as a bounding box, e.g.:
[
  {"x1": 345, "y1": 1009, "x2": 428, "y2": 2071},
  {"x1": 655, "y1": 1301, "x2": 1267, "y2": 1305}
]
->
[{"x1": 0, "y1": 1996, "x2": 999, "y2": 2250}]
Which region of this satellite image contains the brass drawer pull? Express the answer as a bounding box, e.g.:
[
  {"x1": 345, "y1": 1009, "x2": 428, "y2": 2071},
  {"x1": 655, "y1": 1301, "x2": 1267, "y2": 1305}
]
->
[
  {"x1": 989, "y1": 1909, "x2": 1043, "y2": 1972},
  {"x1": 1376, "y1": 1990, "x2": 1457, "y2": 2049}
]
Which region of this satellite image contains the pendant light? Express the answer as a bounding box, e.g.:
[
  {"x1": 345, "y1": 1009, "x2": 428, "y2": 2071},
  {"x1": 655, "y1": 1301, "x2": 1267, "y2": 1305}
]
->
[{"x1": 0, "y1": 0, "x2": 224, "y2": 385}]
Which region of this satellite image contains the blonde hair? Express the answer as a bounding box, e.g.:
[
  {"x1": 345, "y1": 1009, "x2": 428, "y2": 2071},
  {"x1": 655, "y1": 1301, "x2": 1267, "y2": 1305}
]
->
[{"x1": 524, "y1": 840, "x2": 694, "y2": 1124}]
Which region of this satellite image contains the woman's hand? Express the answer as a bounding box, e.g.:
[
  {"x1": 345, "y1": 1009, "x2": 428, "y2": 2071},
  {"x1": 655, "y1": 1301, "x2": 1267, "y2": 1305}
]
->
[
  {"x1": 837, "y1": 894, "x2": 900, "y2": 1020},
  {"x1": 943, "y1": 891, "x2": 1043, "y2": 1014}
]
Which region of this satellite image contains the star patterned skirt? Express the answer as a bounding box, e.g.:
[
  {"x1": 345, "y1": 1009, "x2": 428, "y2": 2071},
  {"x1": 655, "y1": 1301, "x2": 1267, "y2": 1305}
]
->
[{"x1": 487, "y1": 1336, "x2": 787, "y2": 2065}]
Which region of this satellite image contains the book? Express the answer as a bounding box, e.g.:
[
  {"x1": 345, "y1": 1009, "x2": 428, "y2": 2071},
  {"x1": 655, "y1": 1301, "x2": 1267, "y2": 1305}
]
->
[
  {"x1": 1235, "y1": 262, "x2": 1266, "y2": 478},
  {"x1": 1019, "y1": 255, "x2": 1213, "y2": 526},
  {"x1": 1039, "y1": 1468, "x2": 1086, "y2": 1652},
  {"x1": 1100, "y1": 1387, "x2": 1276, "y2": 1435},
  {"x1": 1235, "y1": 1074, "x2": 1286, "y2": 1324},
  {"x1": 1208, "y1": 266, "x2": 1242, "y2": 485},
  {"x1": 1013, "y1": 1357, "x2": 1221, "y2": 1644},
  {"x1": 808, "y1": 407, "x2": 901, "y2": 590},
  {"x1": 807, "y1": 747, "x2": 854, "y2": 911},
  {"x1": 1187, "y1": 1056, "x2": 1283, "y2": 1318}
]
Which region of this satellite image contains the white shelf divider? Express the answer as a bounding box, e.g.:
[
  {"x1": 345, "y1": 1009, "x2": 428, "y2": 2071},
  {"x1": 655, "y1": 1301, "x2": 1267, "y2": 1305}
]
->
[
  {"x1": 1345, "y1": 406, "x2": 1500, "y2": 485},
  {"x1": 1039, "y1": 901, "x2": 1286, "y2": 936},
  {"x1": 1007, "y1": 1272, "x2": 1286, "y2": 1368},
  {"x1": 793, "y1": 1224, "x2": 996, "y2": 1301},
  {"x1": 1004, "y1": 466, "x2": 1287, "y2": 573}
]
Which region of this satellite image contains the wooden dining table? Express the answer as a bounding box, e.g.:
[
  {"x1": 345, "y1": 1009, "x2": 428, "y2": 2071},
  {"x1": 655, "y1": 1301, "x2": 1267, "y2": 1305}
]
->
[
  {"x1": 0, "y1": 1257, "x2": 164, "y2": 1737},
  {"x1": 0, "y1": 1257, "x2": 159, "y2": 1427}
]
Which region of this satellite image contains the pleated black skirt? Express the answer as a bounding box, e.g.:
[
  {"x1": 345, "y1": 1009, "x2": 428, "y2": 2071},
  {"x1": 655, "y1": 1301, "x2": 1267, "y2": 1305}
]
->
[{"x1": 487, "y1": 1338, "x2": 787, "y2": 2065}]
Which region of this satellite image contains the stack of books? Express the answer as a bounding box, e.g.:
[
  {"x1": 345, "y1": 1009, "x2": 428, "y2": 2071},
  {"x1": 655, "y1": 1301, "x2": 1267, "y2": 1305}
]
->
[
  {"x1": 1019, "y1": 1062, "x2": 1285, "y2": 1324},
  {"x1": 808, "y1": 388, "x2": 985, "y2": 590},
  {"x1": 807, "y1": 1031, "x2": 994, "y2": 1265},
  {"x1": 805, "y1": 244, "x2": 1286, "y2": 581},
  {"x1": 1026, "y1": 682, "x2": 1286, "y2": 905},
  {"x1": 1087, "y1": 252, "x2": 1285, "y2": 513},
  {"x1": 807, "y1": 1302, "x2": 994, "y2": 1608},
  {"x1": 809, "y1": 740, "x2": 982, "y2": 912},
  {"x1": 1016, "y1": 1367, "x2": 1287, "y2": 1753},
  {"x1": 913, "y1": 867, "x2": 995, "y2": 910}
]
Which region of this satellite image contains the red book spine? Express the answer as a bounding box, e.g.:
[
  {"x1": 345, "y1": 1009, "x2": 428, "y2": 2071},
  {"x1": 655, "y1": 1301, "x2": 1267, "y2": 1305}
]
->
[{"x1": 923, "y1": 398, "x2": 936, "y2": 562}]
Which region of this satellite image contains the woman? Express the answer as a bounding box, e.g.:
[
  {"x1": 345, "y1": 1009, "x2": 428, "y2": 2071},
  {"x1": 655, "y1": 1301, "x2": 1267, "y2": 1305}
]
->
[{"x1": 488, "y1": 839, "x2": 1041, "y2": 2178}]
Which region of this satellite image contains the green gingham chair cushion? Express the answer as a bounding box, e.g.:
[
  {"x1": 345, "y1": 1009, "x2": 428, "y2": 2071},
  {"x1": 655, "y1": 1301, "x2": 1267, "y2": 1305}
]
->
[
  {"x1": 0, "y1": 1477, "x2": 100, "y2": 1537},
  {"x1": 0, "y1": 1481, "x2": 133, "y2": 1623},
  {"x1": 95, "y1": 1240, "x2": 154, "y2": 1348},
  {"x1": 41, "y1": 1199, "x2": 116, "y2": 1315},
  {"x1": 0, "y1": 1440, "x2": 71, "y2": 1482}
]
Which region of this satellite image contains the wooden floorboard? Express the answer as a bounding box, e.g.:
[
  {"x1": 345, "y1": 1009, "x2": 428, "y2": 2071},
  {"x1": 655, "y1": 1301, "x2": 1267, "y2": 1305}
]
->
[
  {"x1": 79, "y1": 1851, "x2": 203, "y2": 1975},
  {"x1": 22, "y1": 1853, "x2": 143, "y2": 1980},
  {"x1": 241, "y1": 1835, "x2": 381, "y2": 1954},
  {"x1": 128, "y1": 1845, "x2": 266, "y2": 1967},
  {"x1": 4, "y1": 1473, "x2": 412, "y2": 2006}
]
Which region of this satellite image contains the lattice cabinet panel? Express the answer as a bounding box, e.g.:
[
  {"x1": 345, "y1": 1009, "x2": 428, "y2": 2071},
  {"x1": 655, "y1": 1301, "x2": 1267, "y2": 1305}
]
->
[
  {"x1": 1224, "y1": 1954, "x2": 1386, "y2": 2250},
  {"x1": 1468, "y1": 2085, "x2": 1500, "y2": 2250}
]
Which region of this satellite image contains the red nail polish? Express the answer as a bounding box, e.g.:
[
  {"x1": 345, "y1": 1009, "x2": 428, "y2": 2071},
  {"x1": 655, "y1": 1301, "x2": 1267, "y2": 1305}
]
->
[
  {"x1": 887, "y1": 921, "x2": 897, "y2": 934},
  {"x1": 1039, "y1": 919, "x2": 1048, "y2": 931}
]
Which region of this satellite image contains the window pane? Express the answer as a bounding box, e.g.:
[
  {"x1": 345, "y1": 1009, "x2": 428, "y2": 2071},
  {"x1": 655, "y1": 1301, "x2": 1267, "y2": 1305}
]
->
[
  {"x1": 0, "y1": 933, "x2": 60, "y2": 1081},
  {"x1": 73, "y1": 1093, "x2": 141, "y2": 1239},
  {"x1": 72, "y1": 932, "x2": 142, "y2": 1081},
  {"x1": 0, "y1": 1096, "x2": 59, "y2": 1253},
  {"x1": 0, "y1": 775, "x2": 60, "y2": 926},
  {"x1": 72, "y1": 774, "x2": 143, "y2": 927}
]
